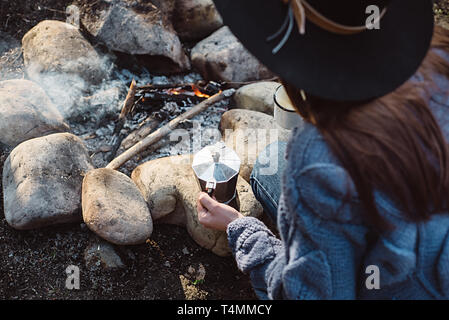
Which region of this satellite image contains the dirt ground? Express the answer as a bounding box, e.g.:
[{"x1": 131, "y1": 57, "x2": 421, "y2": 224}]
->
[{"x1": 0, "y1": 0, "x2": 257, "y2": 300}]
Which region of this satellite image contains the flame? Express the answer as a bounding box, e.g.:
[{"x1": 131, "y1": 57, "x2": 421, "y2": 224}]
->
[
  {"x1": 167, "y1": 88, "x2": 184, "y2": 95},
  {"x1": 158, "y1": 86, "x2": 212, "y2": 98},
  {"x1": 191, "y1": 85, "x2": 211, "y2": 98}
]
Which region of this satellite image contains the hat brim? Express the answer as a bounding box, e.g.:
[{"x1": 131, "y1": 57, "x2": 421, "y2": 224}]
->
[{"x1": 213, "y1": 0, "x2": 434, "y2": 101}]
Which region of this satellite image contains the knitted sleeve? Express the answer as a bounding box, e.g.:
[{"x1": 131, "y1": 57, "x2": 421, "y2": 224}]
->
[{"x1": 227, "y1": 164, "x2": 368, "y2": 300}]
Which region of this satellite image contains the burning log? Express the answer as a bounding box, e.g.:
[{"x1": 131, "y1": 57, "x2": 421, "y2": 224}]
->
[
  {"x1": 136, "y1": 81, "x2": 221, "y2": 93},
  {"x1": 137, "y1": 91, "x2": 204, "y2": 107},
  {"x1": 106, "y1": 89, "x2": 235, "y2": 170},
  {"x1": 133, "y1": 81, "x2": 222, "y2": 112}
]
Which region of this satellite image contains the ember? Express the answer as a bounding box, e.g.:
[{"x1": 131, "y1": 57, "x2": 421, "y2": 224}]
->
[
  {"x1": 165, "y1": 85, "x2": 212, "y2": 99},
  {"x1": 191, "y1": 85, "x2": 211, "y2": 99}
]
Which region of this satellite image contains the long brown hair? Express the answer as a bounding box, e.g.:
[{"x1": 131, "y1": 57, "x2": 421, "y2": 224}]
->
[{"x1": 283, "y1": 26, "x2": 449, "y2": 230}]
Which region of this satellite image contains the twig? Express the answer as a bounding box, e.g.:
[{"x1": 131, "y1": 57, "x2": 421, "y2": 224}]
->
[
  {"x1": 136, "y1": 91, "x2": 203, "y2": 105},
  {"x1": 119, "y1": 79, "x2": 137, "y2": 121},
  {"x1": 119, "y1": 116, "x2": 161, "y2": 151},
  {"x1": 107, "y1": 79, "x2": 136, "y2": 162},
  {"x1": 106, "y1": 89, "x2": 235, "y2": 170}
]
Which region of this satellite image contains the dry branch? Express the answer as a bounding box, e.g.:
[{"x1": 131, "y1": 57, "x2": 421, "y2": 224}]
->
[
  {"x1": 119, "y1": 79, "x2": 137, "y2": 120},
  {"x1": 106, "y1": 89, "x2": 234, "y2": 170},
  {"x1": 119, "y1": 116, "x2": 161, "y2": 151},
  {"x1": 107, "y1": 79, "x2": 137, "y2": 162}
]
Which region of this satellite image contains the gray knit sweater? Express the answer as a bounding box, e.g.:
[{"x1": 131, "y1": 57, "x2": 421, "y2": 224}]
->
[{"x1": 227, "y1": 49, "x2": 449, "y2": 300}]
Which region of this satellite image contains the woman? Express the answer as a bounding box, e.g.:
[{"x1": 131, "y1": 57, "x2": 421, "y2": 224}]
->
[{"x1": 197, "y1": 0, "x2": 449, "y2": 299}]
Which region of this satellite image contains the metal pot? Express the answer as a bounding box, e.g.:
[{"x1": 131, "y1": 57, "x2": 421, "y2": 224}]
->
[
  {"x1": 192, "y1": 141, "x2": 241, "y2": 204},
  {"x1": 274, "y1": 84, "x2": 304, "y2": 130}
]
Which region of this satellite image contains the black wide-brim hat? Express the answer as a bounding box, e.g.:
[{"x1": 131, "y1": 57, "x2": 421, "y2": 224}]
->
[{"x1": 212, "y1": 0, "x2": 434, "y2": 101}]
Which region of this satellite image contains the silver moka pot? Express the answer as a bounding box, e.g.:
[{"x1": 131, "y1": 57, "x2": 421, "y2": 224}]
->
[{"x1": 192, "y1": 141, "x2": 241, "y2": 205}]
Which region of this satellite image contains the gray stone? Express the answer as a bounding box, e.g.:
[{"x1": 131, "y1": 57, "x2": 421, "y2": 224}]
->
[
  {"x1": 191, "y1": 26, "x2": 273, "y2": 83},
  {"x1": 220, "y1": 109, "x2": 293, "y2": 182},
  {"x1": 234, "y1": 81, "x2": 281, "y2": 115},
  {"x1": 22, "y1": 20, "x2": 110, "y2": 86},
  {"x1": 3, "y1": 133, "x2": 94, "y2": 230},
  {"x1": 173, "y1": 0, "x2": 223, "y2": 41},
  {"x1": 131, "y1": 154, "x2": 263, "y2": 256},
  {"x1": 0, "y1": 79, "x2": 69, "y2": 147},
  {"x1": 81, "y1": 0, "x2": 190, "y2": 73},
  {"x1": 82, "y1": 168, "x2": 153, "y2": 246},
  {"x1": 84, "y1": 240, "x2": 125, "y2": 270}
]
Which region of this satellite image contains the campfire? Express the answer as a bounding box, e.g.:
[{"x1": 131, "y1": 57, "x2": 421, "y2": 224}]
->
[
  {"x1": 133, "y1": 81, "x2": 222, "y2": 113},
  {"x1": 103, "y1": 78, "x2": 230, "y2": 167}
]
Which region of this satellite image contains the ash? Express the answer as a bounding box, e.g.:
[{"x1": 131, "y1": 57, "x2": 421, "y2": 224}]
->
[{"x1": 69, "y1": 68, "x2": 231, "y2": 176}]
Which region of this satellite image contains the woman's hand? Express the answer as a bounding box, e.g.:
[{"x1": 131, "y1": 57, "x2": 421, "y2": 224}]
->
[{"x1": 197, "y1": 192, "x2": 244, "y2": 231}]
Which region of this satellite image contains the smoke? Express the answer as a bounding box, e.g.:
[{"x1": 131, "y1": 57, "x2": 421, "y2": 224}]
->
[
  {"x1": 1, "y1": 24, "x2": 206, "y2": 125},
  {"x1": 1, "y1": 31, "x2": 126, "y2": 123},
  {"x1": 22, "y1": 50, "x2": 206, "y2": 125},
  {"x1": 24, "y1": 53, "x2": 122, "y2": 122}
]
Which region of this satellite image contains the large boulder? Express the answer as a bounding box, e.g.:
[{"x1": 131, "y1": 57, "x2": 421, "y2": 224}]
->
[
  {"x1": 131, "y1": 154, "x2": 263, "y2": 256},
  {"x1": 3, "y1": 133, "x2": 94, "y2": 230},
  {"x1": 80, "y1": 0, "x2": 190, "y2": 73},
  {"x1": 173, "y1": 0, "x2": 223, "y2": 41},
  {"x1": 220, "y1": 109, "x2": 293, "y2": 182},
  {"x1": 82, "y1": 168, "x2": 153, "y2": 245},
  {"x1": 22, "y1": 20, "x2": 110, "y2": 86},
  {"x1": 191, "y1": 26, "x2": 273, "y2": 83},
  {"x1": 234, "y1": 81, "x2": 280, "y2": 115},
  {"x1": 0, "y1": 79, "x2": 69, "y2": 147}
]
